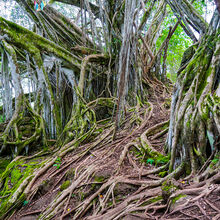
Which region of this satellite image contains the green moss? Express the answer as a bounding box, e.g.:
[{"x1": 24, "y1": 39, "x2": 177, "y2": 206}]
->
[
  {"x1": 94, "y1": 176, "x2": 105, "y2": 182},
  {"x1": 107, "y1": 200, "x2": 113, "y2": 207},
  {"x1": 162, "y1": 182, "x2": 177, "y2": 192},
  {"x1": 131, "y1": 144, "x2": 169, "y2": 167},
  {"x1": 164, "y1": 98, "x2": 171, "y2": 109},
  {"x1": 158, "y1": 171, "x2": 167, "y2": 177},
  {"x1": 212, "y1": 158, "x2": 219, "y2": 165},
  {"x1": 91, "y1": 175, "x2": 105, "y2": 191},
  {"x1": 185, "y1": 164, "x2": 191, "y2": 176},
  {"x1": 171, "y1": 194, "x2": 186, "y2": 204},
  {"x1": 0, "y1": 157, "x2": 47, "y2": 217},
  {"x1": 155, "y1": 155, "x2": 169, "y2": 166},
  {"x1": 11, "y1": 168, "x2": 22, "y2": 185},
  {"x1": 60, "y1": 180, "x2": 71, "y2": 191},
  {"x1": 162, "y1": 180, "x2": 178, "y2": 193},
  {"x1": 0, "y1": 158, "x2": 11, "y2": 174},
  {"x1": 79, "y1": 191, "x2": 85, "y2": 201},
  {"x1": 141, "y1": 196, "x2": 163, "y2": 206},
  {"x1": 210, "y1": 153, "x2": 220, "y2": 168},
  {"x1": 162, "y1": 180, "x2": 179, "y2": 202}
]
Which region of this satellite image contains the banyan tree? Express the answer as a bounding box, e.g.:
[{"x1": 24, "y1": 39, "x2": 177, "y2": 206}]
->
[{"x1": 0, "y1": 0, "x2": 219, "y2": 219}]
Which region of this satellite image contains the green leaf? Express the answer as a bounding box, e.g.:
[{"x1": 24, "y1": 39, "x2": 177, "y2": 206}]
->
[
  {"x1": 211, "y1": 158, "x2": 219, "y2": 164},
  {"x1": 56, "y1": 157, "x2": 61, "y2": 162},
  {"x1": 23, "y1": 200, "x2": 29, "y2": 206},
  {"x1": 53, "y1": 164, "x2": 58, "y2": 167},
  {"x1": 146, "y1": 158, "x2": 154, "y2": 165}
]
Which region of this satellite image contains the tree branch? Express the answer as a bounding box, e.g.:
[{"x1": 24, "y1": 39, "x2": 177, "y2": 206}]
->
[{"x1": 52, "y1": 0, "x2": 99, "y2": 15}]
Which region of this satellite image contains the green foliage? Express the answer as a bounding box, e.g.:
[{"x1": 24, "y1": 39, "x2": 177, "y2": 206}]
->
[
  {"x1": 211, "y1": 153, "x2": 219, "y2": 165},
  {"x1": 131, "y1": 146, "x2": 169, "y2": 167},
  {"x1": 171, "y1": 194, "x2": 186, "y2": 204},
  {"x1": 192, "y1": 0, "x2": 215, "y2": 17},
  {"x1": 53, "y1": 157, "x2": 61, "y2": 169},
  {"x1": 211, "y1": 158, "x2": 219, "y2": 164},
  {"x1": 0, "y1": 115, "x2": 6, "y2": 123},
  {"x1": 156, "y1": 6, "x2": 193, "y2": 82},
  {"x1": 146, "y1": 158, "x2": 154, "y2": 165},
  {"x1": 0, "y1": 1, "x2": 32, "y2": 29},
  {"x1": 23, "y1": 200, "x2": 29, "y2": 206}
]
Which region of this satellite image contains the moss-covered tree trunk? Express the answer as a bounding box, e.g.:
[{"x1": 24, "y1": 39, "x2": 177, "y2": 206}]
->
[{"x1": 167, "y1": 9, "x2": 220, "y2": 179}]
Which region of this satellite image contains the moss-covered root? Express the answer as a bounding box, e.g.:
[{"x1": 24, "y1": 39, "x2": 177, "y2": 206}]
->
[
  {"x1": 140, "y1": 120, "x2": 169, "y2": 158},
  {"x1": 0, "y1": 96, "x2": 46, "y2": 156},
  {"x1": 0, "y1": 156, "x2": 48, "y2": 219},
  {"x1": 61, "y1": 100, "x2": 97, "y2": 146}
]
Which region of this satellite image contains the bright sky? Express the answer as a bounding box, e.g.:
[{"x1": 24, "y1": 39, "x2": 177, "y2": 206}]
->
[{"x1": 0, "y1": 0, "x2": 16, "y2": 20}]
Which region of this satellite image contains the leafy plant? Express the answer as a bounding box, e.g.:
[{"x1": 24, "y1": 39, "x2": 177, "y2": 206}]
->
[
  {"x1": 23, "y1": 200, "x2": 29, "y2": 206},
  {"x1": 53, "y1": 157, "x2": 61, "y2": 169},
  {"x1": 211, "y1": 158, "x2": 219, "y2": 165},
  {"x1": 0, "y1": 115, "x2": 6, "y2": 123},
  {"x1": 146, "y1": 158, "x2": 154, "y2": 165}
]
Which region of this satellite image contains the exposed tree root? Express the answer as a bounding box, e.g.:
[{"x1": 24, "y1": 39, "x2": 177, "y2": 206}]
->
[{"x1": 1, "y1": 83, "x2": 219, "y2": 220}]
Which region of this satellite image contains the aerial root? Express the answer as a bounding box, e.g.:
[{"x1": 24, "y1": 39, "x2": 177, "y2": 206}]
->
[
  {"x1": 62, "y1": 177, "x2": 120, "y2": 219},
  {"x1": 0, "y1": 96, "x2": 45, "y2": 155}
]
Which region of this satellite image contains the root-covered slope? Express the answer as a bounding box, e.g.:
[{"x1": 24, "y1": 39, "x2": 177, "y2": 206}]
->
[{"x1": 0, "y1": 82, "x2": 219, "y2": 220}]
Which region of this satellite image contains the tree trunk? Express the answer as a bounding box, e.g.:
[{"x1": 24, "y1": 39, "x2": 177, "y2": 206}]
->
[{"x1": 167, "y1": 9, "x2": 220, "y2": 178}]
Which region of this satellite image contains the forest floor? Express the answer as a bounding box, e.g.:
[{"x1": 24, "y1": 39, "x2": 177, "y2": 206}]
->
[{"x1": 4, "y1": 81, "x2": 220, "y2": 220}]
